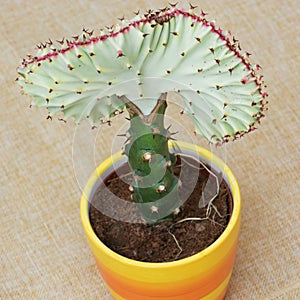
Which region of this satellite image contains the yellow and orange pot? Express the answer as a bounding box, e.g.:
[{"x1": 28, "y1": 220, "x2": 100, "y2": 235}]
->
[{"x1": 80, "y1": 141, "x2": 241, "y2": 300}]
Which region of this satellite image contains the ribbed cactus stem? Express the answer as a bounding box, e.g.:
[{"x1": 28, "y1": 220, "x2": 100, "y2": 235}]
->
[{"x1": 123, "y1": 93, "x2": 180, "y2": 223}]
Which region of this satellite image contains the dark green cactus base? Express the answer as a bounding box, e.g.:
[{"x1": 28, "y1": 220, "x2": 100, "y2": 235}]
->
[{"x1": 124, "y1": 94, "x2": 180, "y2": 223}]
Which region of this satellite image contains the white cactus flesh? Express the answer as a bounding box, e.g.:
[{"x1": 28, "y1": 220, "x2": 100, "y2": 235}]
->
[{"x1": 17, "y1": 7, "x2": 268, "y2": 144}]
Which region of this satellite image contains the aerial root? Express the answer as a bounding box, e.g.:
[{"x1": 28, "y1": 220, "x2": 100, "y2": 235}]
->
[
  {"x1": 106, "y1": 171, "x2": 133, "y2": 184},
  {"x1": 167, "y1": 228, "x2": 183, "y2": 259},
  {"x1": 176, "y1": 152, "x2": 220, "y2": 217}
]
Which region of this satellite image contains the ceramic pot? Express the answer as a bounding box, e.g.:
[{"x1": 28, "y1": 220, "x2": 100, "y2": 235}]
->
[{"x1": 80, "y1": 141, "x2": 241, "y2": 300}]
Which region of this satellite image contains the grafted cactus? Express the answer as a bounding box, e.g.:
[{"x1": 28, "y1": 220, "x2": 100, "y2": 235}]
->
[{"x1": 17, "y1": 5, "x2": 268, "y2": 223}]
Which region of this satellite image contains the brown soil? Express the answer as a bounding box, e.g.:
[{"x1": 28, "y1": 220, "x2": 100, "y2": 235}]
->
[{"x1": 89, "y1": 155, "x2": 232, "y2": 263}]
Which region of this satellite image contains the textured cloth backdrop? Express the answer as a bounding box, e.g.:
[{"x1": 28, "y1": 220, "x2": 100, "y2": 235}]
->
[{"x1": 1, "y1": 0, "x2": 299, "y2": 299}]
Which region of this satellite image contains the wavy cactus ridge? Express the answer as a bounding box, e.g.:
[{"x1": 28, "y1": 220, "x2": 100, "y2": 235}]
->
[{"x1": 17, "y1": 6, "x2": 268, "y2": 145}]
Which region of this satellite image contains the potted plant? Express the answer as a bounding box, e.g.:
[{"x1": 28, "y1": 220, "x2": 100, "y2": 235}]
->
[{"x1": 17, "y1": 5, "x2": 268, "y2": 300}]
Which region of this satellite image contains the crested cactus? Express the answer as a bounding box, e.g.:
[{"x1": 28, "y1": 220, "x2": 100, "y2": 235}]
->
[{"x1": 17, "y1": 5, "x2": 268, "y2": 223}]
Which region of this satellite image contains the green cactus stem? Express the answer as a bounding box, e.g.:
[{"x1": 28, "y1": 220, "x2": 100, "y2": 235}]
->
[{"x1": 123, "y1": 93, "x2": 180, "y2": 223}]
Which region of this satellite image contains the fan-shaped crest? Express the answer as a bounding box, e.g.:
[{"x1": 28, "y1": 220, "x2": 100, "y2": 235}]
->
[{"x1": 17, "y1": 7, "x2": 268, "y2": 144}]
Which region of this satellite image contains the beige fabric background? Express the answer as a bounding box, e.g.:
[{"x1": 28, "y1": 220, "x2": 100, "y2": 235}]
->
[{"x1": 1, "y1": 0, "x2": 299, "y2": 299}]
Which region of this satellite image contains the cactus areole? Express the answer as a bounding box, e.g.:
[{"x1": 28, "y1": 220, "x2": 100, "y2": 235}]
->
[{"x1": 17, "y1": 6, "x2": 268, "y2": 223}]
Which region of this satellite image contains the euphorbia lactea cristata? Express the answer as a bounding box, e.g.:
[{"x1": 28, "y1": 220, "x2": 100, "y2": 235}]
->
[{"x1": 17, "y1": 5, "x2": 268, "y2": 223}]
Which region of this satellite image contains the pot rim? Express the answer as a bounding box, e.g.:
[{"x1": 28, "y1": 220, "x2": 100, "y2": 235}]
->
[{"x1": 80, "y1": 140, "x2": 241, "y2": 268}]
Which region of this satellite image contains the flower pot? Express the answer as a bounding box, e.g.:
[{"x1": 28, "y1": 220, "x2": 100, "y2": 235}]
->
[{"x1": 80, "y1": 141, "x2": 241, "y2": 300}]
